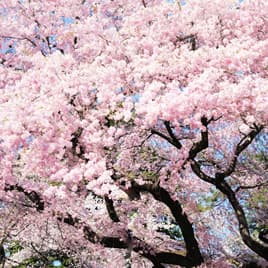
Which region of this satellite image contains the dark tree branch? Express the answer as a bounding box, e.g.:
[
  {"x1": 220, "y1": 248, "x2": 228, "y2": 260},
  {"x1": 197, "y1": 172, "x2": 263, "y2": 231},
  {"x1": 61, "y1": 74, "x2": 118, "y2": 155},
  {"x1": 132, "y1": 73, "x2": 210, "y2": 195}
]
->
[
  {"x1": 104, "y1": 196, "x2": 120, "y2": 222},
  {"x1": 151, "y1": 128, "x2": 182, "y2": 149},
  {"x1": 4, "y1": 184, "x2": 44, "y2": 211},
  {"x1": 70, "y1": 127, "x2": 88, "y2": 162},
  {"x1": 5, "y1": 184, "x2": 201, "y2": 267},
  {"x1": 259, "y1": 229, "x2": 268, "y2": 244},
  {"x1": 186, "y1": 119, "x2": 268, "y2": 261},
  {"x1": 188, "y1": 116, "x2": 209, "y2": 160},
  {"x1": 215, "y1": 125, "x2": 263, "y2": 182},
  {"x1": 190, "y1": 160, "x2": 215, "y2": 184},
  {"x1": 131, "y1": 181, "x2": 203, "y2": 266},
  {"x1": 235, "y1": 182, "x2": 268, "y2": 192},
  {"x1": 84, "y1": 225, "x2": 168, "y2": 267},
  {"x1": 58, "y1": 213, "x2": 80, "y2": 226},
  {"x1": 84, "y1": 224, "x2": 198, "y2": 267},
  {"x1": 142, "y1": 0, "x2": 146, "y2": 8},
  {"x1": 164, "y1": 121, "x2": 182, "y2": 149},
  {"x1": 0, "y1": 35, "x2": 37, "y2": 48},
  {"x1": 176, "y1": 34, "x2": 197, "y2": 50},
  {"x1": 0, "y1": 244, "x2": 5, "y2": 264},
  {"x1": 215, "y1": 180, "x2": 268, "y2": 260}
]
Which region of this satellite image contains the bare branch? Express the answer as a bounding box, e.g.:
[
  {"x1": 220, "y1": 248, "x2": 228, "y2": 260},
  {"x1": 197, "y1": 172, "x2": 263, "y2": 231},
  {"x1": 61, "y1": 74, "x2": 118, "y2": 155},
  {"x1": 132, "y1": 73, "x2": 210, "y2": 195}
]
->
[
  {"x1": 131, "y1": 181, "x2": 203, "y2": 266},
  {"x1": 190, "y1": 160, "x2": 215, "y2": 184},
  {"x1": 5, "y1": 183, "x2": 202, "y2": 267},
  {"x1": 186, "y1": 117, "x2": 268, "y2": 260},
  {"x1": 104, "y1": 196, "x2": 120, "y2": 222},
  {"x1": 235, "y1": 182, "x2": 268, "y2": 192},
  {"x1": 215, "y1": 125, "x2": 263, "y2": 182},
  {"x1": 151, "y1": 128, "x2": 182, "y2": 149},
  {"x1": 215, "y1": 180, "x2": 268, "y2": 260},
  {"x1": 164, "y1": 121, "x2": 182, "y2": 149},
  {"x1": 188, "y1": 116, "x2": 209, "y2": 159},
  {"x1": 4, "y1": 184, "x2": 44, "y2": 211},
  {"x1": 0, "y1": 35, "x2": 37, "y2": 47},
  {"x1": 141, "y1": 0, "x2": 146, "y2": 8}
]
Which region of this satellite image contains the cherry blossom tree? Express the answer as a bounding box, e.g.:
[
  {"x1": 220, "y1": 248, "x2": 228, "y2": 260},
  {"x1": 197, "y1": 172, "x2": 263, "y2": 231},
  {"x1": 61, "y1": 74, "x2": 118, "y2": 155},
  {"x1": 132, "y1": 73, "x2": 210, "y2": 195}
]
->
[{"x1": 0, "y1": 0, "x2": 268, "y2": 267}]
